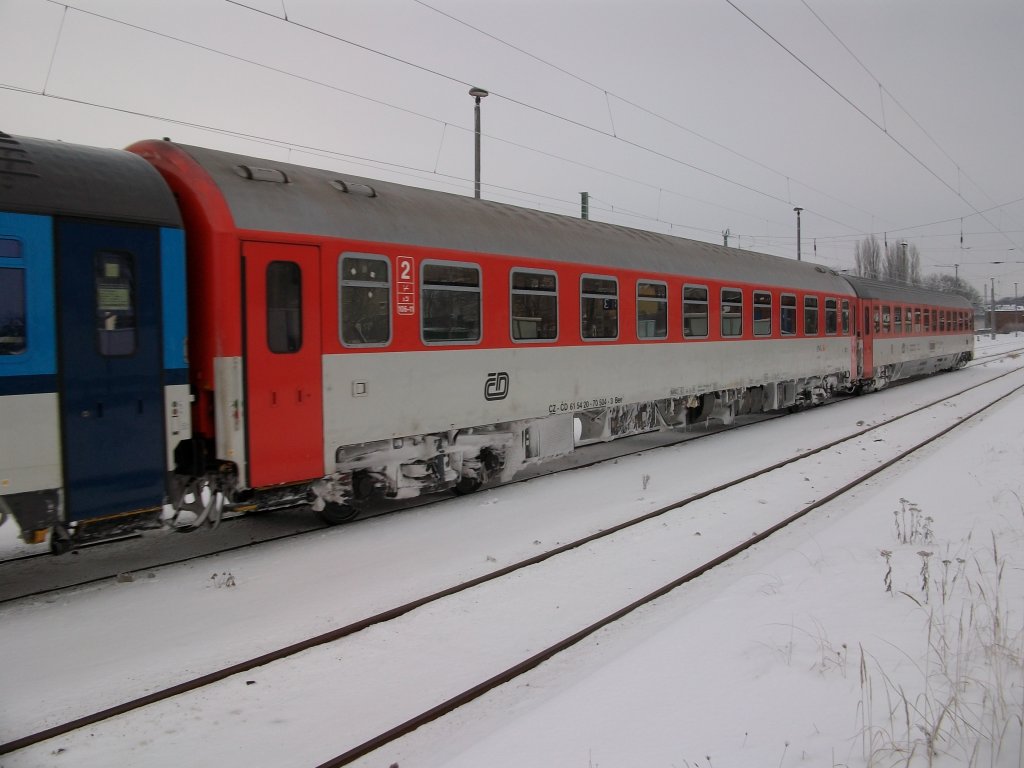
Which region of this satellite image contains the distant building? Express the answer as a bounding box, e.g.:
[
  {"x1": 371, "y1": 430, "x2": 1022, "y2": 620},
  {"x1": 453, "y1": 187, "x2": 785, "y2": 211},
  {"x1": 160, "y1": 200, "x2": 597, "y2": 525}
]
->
[{"x1": 975, "y1": 305, "x2": 1024, "y2": 333}]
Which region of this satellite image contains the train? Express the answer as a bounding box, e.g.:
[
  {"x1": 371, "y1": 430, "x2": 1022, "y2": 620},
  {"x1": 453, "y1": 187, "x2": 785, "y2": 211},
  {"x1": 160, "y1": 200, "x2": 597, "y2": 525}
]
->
[{"x1": 0, "y1": 131, "x2": 974, "y2": 553}]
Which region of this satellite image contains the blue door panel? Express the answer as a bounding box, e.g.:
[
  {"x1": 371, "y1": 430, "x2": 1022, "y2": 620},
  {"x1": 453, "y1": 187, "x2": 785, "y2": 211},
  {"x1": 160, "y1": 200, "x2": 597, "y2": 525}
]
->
[{"x1": 57, "y1": 219, "x2": 165, "y2": 522}]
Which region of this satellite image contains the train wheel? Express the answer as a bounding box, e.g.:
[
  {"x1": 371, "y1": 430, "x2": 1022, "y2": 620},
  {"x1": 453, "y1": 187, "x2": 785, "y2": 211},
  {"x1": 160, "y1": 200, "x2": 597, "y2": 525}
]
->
[
  {"x1": 452, "y1": 475, "x2": 482, "y2": 495},
  {"x1": 170, "y1": 476, "x2": 225, "y2": 532},
  {"x1": 49, "y1": 523, "x2": 73, "y2": 555},
  {"x1": 316, "y1": 501, "x2": 359, "y2": 525}
]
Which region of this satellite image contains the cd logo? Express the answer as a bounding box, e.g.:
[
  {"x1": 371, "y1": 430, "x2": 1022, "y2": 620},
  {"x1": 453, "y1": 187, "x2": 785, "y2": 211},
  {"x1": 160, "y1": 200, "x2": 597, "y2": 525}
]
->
[{"x1": 484, "y1": 371, "x2": 510, "y2": 401}]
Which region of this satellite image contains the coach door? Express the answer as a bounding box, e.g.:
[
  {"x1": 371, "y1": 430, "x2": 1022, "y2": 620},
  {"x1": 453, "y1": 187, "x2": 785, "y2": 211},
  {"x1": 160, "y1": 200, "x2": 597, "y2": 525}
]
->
[
  {"x1": 860, "y1": 302, "x2": 874, "y2": 378},
  {"x1": 243, "y1": 242, "x2": 323, "y2": 487},
  {"x1": 56, "y1": 219, "x2": 166, "y2": 522}
]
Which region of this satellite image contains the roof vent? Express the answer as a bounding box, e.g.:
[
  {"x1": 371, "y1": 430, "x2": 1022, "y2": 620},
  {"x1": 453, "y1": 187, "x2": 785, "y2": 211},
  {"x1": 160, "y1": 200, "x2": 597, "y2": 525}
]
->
[
  {"x1": 0, "y1": 135, "x2": 38, "y2": 180},
  {"x1": 331, "y1": 179, "x2": 377, "y2": 198},
  {"x1": 234, "y1": 165, "x2": 289, "y2": 183}
]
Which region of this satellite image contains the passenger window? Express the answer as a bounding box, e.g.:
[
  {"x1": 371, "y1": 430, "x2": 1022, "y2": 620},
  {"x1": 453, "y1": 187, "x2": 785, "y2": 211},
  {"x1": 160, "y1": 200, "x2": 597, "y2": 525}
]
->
[
  {"x1": 0, "y1": 265, "x2": 26, "y2": 355},
  {"x1": 914, "y1": 308, "x2": 922, "y2": 333},
  {"x1": 511, "y1": 269, "x2": 557, "y2": 341},
  {"x1": 267, "y1": 260, "x2": 302, "y2": 353},
  {"x1": 581, "y1": 275, "x2": 618, "y2": 340},
  {"x1": 683, "y1": 284, "x2": 709, "y2": 338},
  {"x1": 637, "y1": 281, "x2": 667, "y2": 339},
  {"x1": 873, "y1": 306, "x2": 881, "y2": 334},
  {"x1": 422, "y1": 262, "x2": 481, "y2": 343},
  {"x1": 95, "y1": 252, "x2": 137, "y2": 356},
  {"x1": 753, "y1": 291, "x2": 771, "y2": 336},
  {"x1": 721, "y1": 288, "x2": 743, "y2": 338},
  {"x1": 825, "y1": 298, "x2": 838, "y2": 335},
  {"x1": 841, "y1": 299, "x2": 850, "y2": 335},
  {"x1": 882, "y1": 305, "x2": 891, "y2": 334},
  {"x1": 781, "y1": 294, "x2": 797, "y2": 336},
  {"x1": 340, "y1": 254, "x2": 390, "y2": 346},
  {"x1": 893, "y1": 306, "x2": 902, "y2": 334},
  {"x1": 804, "y1": 296, "x2": 819, "y2": 335}
]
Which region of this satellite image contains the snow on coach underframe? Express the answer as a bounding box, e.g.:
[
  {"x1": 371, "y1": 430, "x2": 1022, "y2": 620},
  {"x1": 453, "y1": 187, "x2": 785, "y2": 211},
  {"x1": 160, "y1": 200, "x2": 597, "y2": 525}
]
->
[{"x1": 0, "y1": 132, "x2": 973, "y2": 550}]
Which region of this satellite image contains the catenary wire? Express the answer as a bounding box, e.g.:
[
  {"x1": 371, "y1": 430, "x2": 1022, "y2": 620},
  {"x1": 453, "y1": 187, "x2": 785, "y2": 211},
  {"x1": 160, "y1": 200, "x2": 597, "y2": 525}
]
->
[
  {"x1": 27, "y1": 0, "x2": 843, "y2": 247},
  {"x1": 724, "y1": 0, "x2": 1022, "y2": 253}
]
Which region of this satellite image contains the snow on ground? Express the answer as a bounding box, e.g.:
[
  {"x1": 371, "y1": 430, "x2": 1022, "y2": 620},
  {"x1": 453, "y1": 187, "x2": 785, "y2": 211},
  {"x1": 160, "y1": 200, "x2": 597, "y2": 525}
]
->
[{"x1": 2, "y1": 336, "x2": 1024, "y2": 768}]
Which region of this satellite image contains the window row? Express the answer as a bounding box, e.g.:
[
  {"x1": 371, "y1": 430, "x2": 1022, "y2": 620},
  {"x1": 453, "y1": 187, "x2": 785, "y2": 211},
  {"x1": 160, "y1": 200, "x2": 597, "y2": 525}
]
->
[
  {"x1": 681, "y1": 286, "x2": 848, "y2": 339},
  {"x1": 295, "y1": 253, "x2": 862, "y2": 351},
  {"x1": 869, "y1": 304, "x2": 973, "y2": 335}
]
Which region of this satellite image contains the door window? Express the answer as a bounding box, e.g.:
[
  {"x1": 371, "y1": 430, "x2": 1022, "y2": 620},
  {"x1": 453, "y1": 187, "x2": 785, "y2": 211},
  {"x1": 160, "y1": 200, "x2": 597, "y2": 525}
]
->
[
  {"x1": 267, "y1": 260, "x2": 303, "y2": 353},
  {"x1": 95, "y1": 252, "x2": 137, "y2": 356}
]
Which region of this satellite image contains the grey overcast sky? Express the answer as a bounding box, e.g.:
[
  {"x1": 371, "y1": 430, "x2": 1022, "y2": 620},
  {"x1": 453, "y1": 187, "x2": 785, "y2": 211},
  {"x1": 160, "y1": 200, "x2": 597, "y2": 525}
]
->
[{"x1": 2, "y1": 0, "x2": 1022, "y2": 297}]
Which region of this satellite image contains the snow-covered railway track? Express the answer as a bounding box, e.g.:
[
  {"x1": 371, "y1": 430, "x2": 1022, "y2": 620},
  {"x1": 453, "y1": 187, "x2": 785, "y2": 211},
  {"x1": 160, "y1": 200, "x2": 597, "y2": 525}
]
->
[
  {"x1": 965, "y1": 342, "x2": 1024, "y2": 366},
  {"x1": 3, "y1": 366, "x2": 1023, "y2": 766}
]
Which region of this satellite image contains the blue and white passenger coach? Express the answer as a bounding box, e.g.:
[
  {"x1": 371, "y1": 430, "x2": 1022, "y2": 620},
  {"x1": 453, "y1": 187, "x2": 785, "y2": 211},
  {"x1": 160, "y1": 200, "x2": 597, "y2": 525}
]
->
[{"x1": 0, "y1": 132, "x2": 190, "y2": 551}]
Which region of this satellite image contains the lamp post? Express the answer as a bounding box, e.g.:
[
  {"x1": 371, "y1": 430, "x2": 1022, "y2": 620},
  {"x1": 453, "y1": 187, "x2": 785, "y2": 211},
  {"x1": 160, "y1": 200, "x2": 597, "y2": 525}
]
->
[
  {"x1": 991, "y1": 276, "x2": 996, "y2": 340},
  {"x1": 793, "y1": 207, "x2": 803, "y2": 261},
  {"x1": 469, "y1": 87, "x2": 488, "y2": 199},
  {"x1": 1016, "y1": 281, "x2": 1020, "y2": 336}
]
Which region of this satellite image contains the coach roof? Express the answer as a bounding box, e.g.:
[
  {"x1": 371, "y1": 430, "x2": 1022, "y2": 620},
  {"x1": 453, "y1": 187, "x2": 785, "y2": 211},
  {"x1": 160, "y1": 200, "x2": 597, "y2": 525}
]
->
[
  {"x1": 844, "y1": 275, "x2": 972, "y2": 309},
  {"x1": 173, "y1": 141, "x2": 853, "y2": 294},
  {"x1": 1, "y1": 133, "x2": 182, "y2": 228}
]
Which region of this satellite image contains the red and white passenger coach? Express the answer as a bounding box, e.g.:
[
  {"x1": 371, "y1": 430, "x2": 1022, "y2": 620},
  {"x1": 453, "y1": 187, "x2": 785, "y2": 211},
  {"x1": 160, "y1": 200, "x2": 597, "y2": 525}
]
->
[
  {"x1": 130, "y1": 140, "x2": 972, "y2": 525},
  {"x1": 0, "y1": 132, "x2": 974, "y2": 547}
]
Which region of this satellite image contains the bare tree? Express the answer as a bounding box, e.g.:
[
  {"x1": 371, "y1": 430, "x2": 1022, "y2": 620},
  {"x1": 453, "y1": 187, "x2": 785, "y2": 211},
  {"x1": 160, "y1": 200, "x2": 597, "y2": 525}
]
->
[
  {"x1": 923, "y1": 273, "x2": 982, "y2": 307},
  {"x1": 854, "y1": 235, "x2": 882, "y2": 279},
  {"x1": 884, "y1": 242, "x2": 922, "y2": 285}
]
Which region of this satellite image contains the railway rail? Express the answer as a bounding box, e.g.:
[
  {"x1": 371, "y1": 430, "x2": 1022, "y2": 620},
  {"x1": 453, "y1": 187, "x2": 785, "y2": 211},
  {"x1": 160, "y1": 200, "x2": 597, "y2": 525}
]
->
[{"x1": 2, "y1": 360, "x2": 1023, "y2": 764}]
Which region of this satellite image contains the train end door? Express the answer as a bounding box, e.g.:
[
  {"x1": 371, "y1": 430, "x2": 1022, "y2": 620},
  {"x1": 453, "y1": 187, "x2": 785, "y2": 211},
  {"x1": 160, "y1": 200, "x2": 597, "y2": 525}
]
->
[{"x1": 56, "y1": 219, "x2": 167, "y2": 532}]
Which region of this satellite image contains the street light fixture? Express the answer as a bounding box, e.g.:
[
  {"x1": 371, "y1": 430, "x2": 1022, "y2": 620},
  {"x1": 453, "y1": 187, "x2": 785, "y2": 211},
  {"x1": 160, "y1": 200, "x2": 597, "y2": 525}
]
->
[{"x1": 469, "y1": 87, "x2": 488, "y2": 199}]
